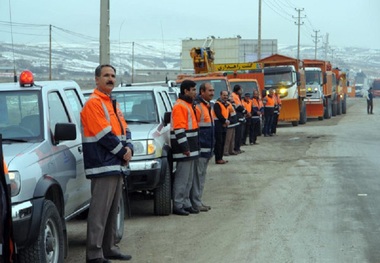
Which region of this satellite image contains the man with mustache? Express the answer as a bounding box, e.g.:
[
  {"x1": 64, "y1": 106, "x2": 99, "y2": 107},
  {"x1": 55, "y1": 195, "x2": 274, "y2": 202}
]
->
[{"x1": 81, "y1": 64, "x2": 133, "y2": 262}]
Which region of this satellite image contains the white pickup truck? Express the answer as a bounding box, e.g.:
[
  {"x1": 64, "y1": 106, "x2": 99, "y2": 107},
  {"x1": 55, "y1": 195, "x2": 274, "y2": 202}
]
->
[{"x1": 0, "y1": 71, "x2": 124, "y2": 262}]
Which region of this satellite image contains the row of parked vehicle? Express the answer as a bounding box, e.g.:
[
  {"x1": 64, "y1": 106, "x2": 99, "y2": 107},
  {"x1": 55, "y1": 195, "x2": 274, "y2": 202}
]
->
[{"x1": 0, "y1": 70, "x2": 179, "y2": 262}]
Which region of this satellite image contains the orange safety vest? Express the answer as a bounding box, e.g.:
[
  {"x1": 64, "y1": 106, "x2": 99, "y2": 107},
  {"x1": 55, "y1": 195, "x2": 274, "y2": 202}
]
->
[
  {"x1": 170, "y1": 98, "x2": 199, "y2": 160},
  {"x1": 212, "y1": 100, "x2": 229, "y2": 120},
  {"x1": 263, "y1": 95, "x2": 275, "y2": 108},
  {"x1": 232, "y1": 92, "x2": 243, "y2": 106},
  {"x1": 242, "y1": 99, "x2": 252, "y2": 113}
]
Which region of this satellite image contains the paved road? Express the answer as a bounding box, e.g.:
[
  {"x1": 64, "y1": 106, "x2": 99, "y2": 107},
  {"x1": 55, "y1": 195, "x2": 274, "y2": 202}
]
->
[{"x1": 66, "y1": 97, "x2": 380, "y2": 263}]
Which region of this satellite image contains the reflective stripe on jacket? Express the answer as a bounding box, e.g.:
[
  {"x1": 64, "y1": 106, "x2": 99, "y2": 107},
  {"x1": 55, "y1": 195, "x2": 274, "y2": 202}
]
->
[
  {"x1": 213, "y1": 100, "x2": 229, "y2": 132},
  {"x1": 252, "y1": 98, "x2": 264, "y2": 118},
  {"x1": 81, "y1": 88, "x2": 133, "y2": 178},
  {"x1": 195, "y1": 97, "x2": 215, "y2": 158},
  {"x1": 170, "y1": 98, "x2": 199, "y2": 161}
]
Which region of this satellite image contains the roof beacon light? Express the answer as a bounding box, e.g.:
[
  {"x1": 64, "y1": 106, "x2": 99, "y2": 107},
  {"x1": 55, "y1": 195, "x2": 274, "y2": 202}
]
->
[{"x1": 19, "y1": 70, "x2": 34, "y2": 87}]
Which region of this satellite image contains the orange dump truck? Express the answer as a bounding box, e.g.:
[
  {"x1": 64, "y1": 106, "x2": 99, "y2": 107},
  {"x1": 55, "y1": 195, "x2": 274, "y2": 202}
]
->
[
  {"x1": 332, "y1": 68, "x2": 348, "y2": 115},
  {"x1": 303, "y1": 59, "x2": 335, "y2": 120},
  {"x1": 256, "y1": 54, "x2": 307, "y2": 126}
]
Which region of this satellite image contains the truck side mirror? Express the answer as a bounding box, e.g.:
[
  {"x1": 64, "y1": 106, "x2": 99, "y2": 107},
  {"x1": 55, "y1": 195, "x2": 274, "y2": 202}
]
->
[
  {"x1": 54, "y1": 123, "x2": 77, "y2": 144},
  {"x1": 163, "y1": 112, "x2": 171, "y2": 126},
  {"x1": 323, "y1": 73, "x2": 327, "y2": 85}
]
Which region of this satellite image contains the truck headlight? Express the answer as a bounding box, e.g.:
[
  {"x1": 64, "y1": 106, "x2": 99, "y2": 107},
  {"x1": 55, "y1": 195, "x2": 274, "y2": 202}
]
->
[
  {"x1": 8, "y1": 171, "x2": 21, "y2": 197},
  {"x1": 132, "y1": 140, "x2": 156, "y2": 156}
]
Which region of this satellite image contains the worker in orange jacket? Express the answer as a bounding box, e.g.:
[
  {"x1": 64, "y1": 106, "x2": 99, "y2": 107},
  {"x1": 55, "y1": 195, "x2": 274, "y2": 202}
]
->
[
  {"x1": 263, "y1": 88, "x2": 275, "y2": 137},
  {"x1": 241, "y1": 93, "x2": 253, "y2": 145},
  {"x1": 271, "y1": 91, "x2": 282, "y2": 135},
  {"x1": 213, "y1": 90, "x2": 230, "y2": 164},
  {"x1": 251, "y1": 89, "x2": 264, "y2": 144},
  {"x1": 171, "y1": 79, "x2": 200, "y2": 216},
  {"x1": 81, "y1": 64, "x2": 133, "y2": 262}
]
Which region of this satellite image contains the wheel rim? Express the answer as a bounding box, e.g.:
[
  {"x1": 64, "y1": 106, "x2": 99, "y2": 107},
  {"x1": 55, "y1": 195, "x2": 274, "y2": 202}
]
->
[{"x1": 45, "y1": 218, "x2": 59, "y2": 263}]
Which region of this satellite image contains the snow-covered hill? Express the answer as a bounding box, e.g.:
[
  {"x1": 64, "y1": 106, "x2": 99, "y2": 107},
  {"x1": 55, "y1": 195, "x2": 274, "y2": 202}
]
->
[{"x1": 1, "y1": 40, "x2": 379, "y2": 83}]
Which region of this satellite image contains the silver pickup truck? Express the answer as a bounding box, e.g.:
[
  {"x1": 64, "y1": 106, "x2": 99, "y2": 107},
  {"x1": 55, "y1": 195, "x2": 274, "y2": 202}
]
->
[{"x1": 0, "y1": 71, "x2": 124, "y2": 262}]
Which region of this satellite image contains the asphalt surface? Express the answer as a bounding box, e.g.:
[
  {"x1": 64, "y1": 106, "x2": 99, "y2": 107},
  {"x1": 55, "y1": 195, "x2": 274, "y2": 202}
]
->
[{"x1": 66, "y1": 97, "x2": 380, "y2": 263}]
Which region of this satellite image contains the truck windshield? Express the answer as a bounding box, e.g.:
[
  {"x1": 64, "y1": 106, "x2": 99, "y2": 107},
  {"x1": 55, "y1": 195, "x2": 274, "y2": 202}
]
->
[
  {"x1": 229, "y1": 81, "x2": 258, "y2": 95},
  {"x1": 112, "y1": 91, "x2": 158, "y2": 123},
  {"x1": 194, "y1": 79, "x2": 229, "y2": 99},
  {"x1": 264, "y1": 71, "x2": 293, "y2": 86},
  {"x1": 0, "y1": 91, "x2": 42, "y2": 140},
  {"x1": 305, "y1": 70, "x2": 322, "y2": 85}
]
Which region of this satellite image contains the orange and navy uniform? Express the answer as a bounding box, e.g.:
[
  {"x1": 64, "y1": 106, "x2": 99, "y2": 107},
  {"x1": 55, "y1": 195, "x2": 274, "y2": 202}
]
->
[
  {"x1": 227, "y1": 101, "x2": 238, "y2": 128},
  {"x1": 212, "y1": 98, "x2": 229, "y2": 132},
  {"x1": 81, "y1": 88, "x2": 133, "y2": 178},
  {"x1": 263, "y1": 95, "x2": 275, "y2": 115},
  {"x1": 194, "y1": 95, "x2": 215, "y2": 159},
  {"x1": 232, "y1": 92, "x2": 247, "y2": 122},
  {"x1": 170, "y1": 95, "x2": 199, "y2": 161},
  {"x1": 242, "y1": 98, "x2": 253, "y2": 114},
  {"x1": 273, "y1": 93, "x2": 282, "y2": 114},
  {"x1": 252, "y1": 97, "x2": 264, "y2": 119}
]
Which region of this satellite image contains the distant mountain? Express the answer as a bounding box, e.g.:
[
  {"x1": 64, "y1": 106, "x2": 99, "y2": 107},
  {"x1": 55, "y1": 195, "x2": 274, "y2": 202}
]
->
[{"x1": 1, "y1": 40, "x2": 379, "y2": 86}]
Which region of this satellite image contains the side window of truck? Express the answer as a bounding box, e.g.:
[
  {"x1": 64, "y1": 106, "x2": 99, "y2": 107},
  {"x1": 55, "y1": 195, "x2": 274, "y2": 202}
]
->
[
  {"x1": 65, "y1": 89, "x2": 83, "y2": 126},
  {"x1": 48, "y1": 92, "x2": 70, "y2": 132}
]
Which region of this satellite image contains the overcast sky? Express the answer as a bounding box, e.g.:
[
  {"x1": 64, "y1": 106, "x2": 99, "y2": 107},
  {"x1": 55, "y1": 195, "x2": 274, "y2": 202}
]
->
[{"x1": 0, "y1": 0, "x2": 379, "y2": 50}]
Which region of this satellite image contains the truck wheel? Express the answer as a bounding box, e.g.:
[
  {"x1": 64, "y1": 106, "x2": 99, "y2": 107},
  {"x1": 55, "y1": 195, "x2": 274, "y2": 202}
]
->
[
  {"x1": 299, "y1": 101, "x2": 307, "y2": 125},
  {"x1": 342, "y1": 94, "x2": 347, "y2": 114},
  {"x1": 324, "y1": 97, "x2": 332, "y2": 119},
  {"x1": 115, "y1": 193, "x2": 125, "y2": 243},
  {"x1": 332, "y1": 100, "x2": 337, "y2": 116},
  {"x1": 19, "y1": 200, "x2": 64, "y2": 263},
  {"x1": 337, "y1": 98, "x2": 342, "y2": 115},
  {"x1": 154, "y1": 159, "x2": 172, "y2": 216}
]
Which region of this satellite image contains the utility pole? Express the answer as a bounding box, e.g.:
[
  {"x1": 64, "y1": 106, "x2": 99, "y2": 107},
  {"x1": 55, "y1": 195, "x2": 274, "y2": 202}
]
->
[
  {"x1": 131, "y1": 42, "x2": 135, "y2": 83},
  {"x1": 312, "y1": 30, "x2": 322, "y2": 59},
  {"x1": 257, "y1": 0, "x2": 262, "y2": 60},
  {"x1": 49, "y1": 24, "x2": 52, "y2": 80},
  {"x1": 99, "y1": 0, "x2": 110, "y2": 65},
  {"x1": 323, "y1": 33, "x2": 329, "y2": 61},
  {"x1": 293, "y1": 8, "x2": 305, "y2": 61}
]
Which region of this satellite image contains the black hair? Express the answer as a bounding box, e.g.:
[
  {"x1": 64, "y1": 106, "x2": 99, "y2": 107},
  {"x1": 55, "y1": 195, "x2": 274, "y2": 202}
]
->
[
  {"x1": 233, "y1": 84, "x2": 242, "y2": 93},
  {"x1": 180, "y1": 79, "x2": 196, "y2": 95},
  {"x1": 95, "y1": 64, "x2": 116, "y2": 77}
]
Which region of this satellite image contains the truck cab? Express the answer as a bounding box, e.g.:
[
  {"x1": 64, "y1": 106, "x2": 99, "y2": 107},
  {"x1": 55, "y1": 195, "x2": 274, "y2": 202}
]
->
[{"x1": 0, "y1": 71, "x2": 91, "y2": 262}]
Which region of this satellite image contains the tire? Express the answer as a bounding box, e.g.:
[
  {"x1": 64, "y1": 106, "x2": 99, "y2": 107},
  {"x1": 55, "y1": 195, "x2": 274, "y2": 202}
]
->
[
  {"x1": 337, "y1": 97, "x2": 342, "y2": 115},
  {"x1": 332, "y1": 98, "x2": 337, "y2": 116},
  {"x1": 19, "y1": 200, "x2": 64, "y2": 263},
  {"x1": 324, "y1": 97, "x2": 332, "y2": 119},
  {"x1": 342, "y1": 94, "x2": 347, "y2": 114},
  {"x1": 154, "y1": 159, "x2": 172, "y2": 216},
  {"x1": 299, "y1": 100, "x2": 307, "y2": 125},
  {"x1": 115, "y1": 193, "x2": 125, "y2": 243}
]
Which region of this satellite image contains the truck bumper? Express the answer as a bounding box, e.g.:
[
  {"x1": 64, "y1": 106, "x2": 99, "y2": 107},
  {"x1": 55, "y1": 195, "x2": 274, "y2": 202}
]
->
[
  {"x1": 127, "y1": 158, "x2": 163, "y2": 191},
  {"x1": 305, "y1": 98, "x2": 324, "y2": 118},
  {"x1": 12, "y1": 198, "x2": 44, "y2": 248},
  {"x1": 278, "y1": 99, "x2": 300, "y2": 122}
]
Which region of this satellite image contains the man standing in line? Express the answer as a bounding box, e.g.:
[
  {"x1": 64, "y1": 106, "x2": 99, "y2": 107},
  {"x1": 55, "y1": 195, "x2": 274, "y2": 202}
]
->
[
  {"x1": 192, "y1": 82, "x2": 215, "y2": 212},
  {"x1": 171, "y1": 80, "x2": 200, "y2": 216},
  {"x1": 241, "y1": 93, "x2": 252, "y2": 145},
  {"x1": 231, "y1": 85, "x2": 247, "y2": 154},
  {"x1": 366, "y1": 87, "x2": 374, "y2": 114},
  {"x1": 213, "y1": 90, "x2": 230, "y2": 164},
  {"x1": 271, "y1": 91, "x2": 282, "y2": 135},
  {"x1": 81, "y1": 64, "x2": 133, "y2": 263},
  {"x1": 251, "y1": 89, "x2": 264, "y2": 144},
  {"x1": 263, "y1": 88, "x2": 275, "y2": 137}
]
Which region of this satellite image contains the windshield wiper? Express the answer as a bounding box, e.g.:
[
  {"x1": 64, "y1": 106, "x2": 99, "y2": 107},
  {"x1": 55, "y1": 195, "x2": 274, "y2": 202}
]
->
[
  {"x1": 2, "y1": 138, "x2": 29, "y2": 143},
  {"x1": 126, "y1": 120, "x2": 152, "y2": 124}
]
